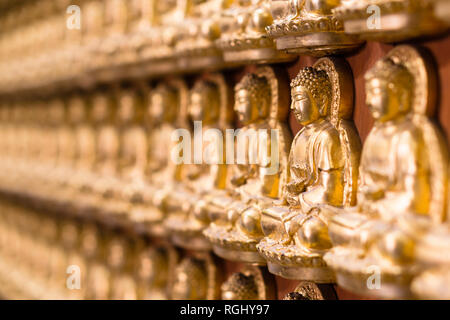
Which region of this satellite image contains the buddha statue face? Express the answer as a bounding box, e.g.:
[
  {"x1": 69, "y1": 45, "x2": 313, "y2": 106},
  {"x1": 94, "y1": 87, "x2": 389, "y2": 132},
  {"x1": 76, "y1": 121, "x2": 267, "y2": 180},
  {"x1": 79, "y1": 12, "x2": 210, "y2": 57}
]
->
[
  {"x1": 136, "y1": 247, "x2": 168, "y2": 285},
  {"x1": 365, "y1": 59, "x2": 414, "y2": 123},
  {"x1": 61, "y1": 221, "x2": 78, "y2": 250},
  {"x1": 149, "y1": 85, "x2": 177, "y2": 125},
  {"x1": 68, "y1": 95, "x2": 87, "y2": 125},
  {"x1": 171, "y1": 258, "x2": 208, "y2": 300},
  {"x1": 49, "y1": 99, "x2": 66, "y2": 125},
  {"x1": 234, "y1": 74, "x2": 271, "y2": 126},
  {"x1": 189, "y1": 82, "x2": 220, "y2": 125},
  {"x1": 290, "y1": 67, "x2": 331, "y2": 126},
  {"x1": 118, "y1": 91, "x2": 136, "y2": 125},
  {"x1": 84, "y1": 0, "x2": 104, "y2": 37},
  {"x1": 248, "y1": 6, "x2": 274, "y2": 33},
  {"x1": 81, "y1": 224, "x2": 99, "y2": 259},
  {"x1": 42, "y1": 218, "x2": 58, "y2": 244},
  {"x1": 108, "y1": 236, "x2": 126, "y2": 270},
  {"x1": 92, "y1": 93, "x2": 111, "y2": 123},
  {"x1": 136, "y1": 249, "x2": 155, "y2": 281}
]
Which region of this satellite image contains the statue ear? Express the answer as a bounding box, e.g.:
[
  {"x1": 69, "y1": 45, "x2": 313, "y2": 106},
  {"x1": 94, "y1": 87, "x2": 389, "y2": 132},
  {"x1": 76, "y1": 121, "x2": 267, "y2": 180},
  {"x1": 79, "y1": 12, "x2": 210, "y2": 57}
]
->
[
  {"x1": 399, "y1": 86, "x2": 412, "y2": 113},
  {"x1": 319, "y1": 95, "x2": 329, "y2": 116}
]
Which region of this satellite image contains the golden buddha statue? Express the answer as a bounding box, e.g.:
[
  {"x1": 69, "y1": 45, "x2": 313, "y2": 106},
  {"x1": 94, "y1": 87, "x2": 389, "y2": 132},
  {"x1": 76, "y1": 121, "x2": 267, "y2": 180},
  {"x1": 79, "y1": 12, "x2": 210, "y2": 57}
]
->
[
  {"x1": 19, "y1": 102, "x2": 43, "y2": 193},
  {"x1": 333, "y1": 0, "x2": 447, "y2": 42},
  {"x1": 107, "y1": 233, "x2": 138, "y2": 300},
  {"x1": 411, "y1": 166, "x2": 450, "y2": 299},
  {"x1": 76, "y1": 89, "x2": 119, "y2": 215},
  {"x1": 54, "y1": 94, "x2": 97, "y2": 212},
  {"x1": 324, "y1": 45, "x2": 449, "y2": 299},
  {"x1": 117, "y1": 87, "x2": 148, "y2": 179},
  {"x1": 98, "y1": 0, "x2": 129, "y2": 70},
  {"x1": 258, "y1": 58, "x2": 361, "y2": 283},
  {"x1": 45, "y1": 96, "x2": 79, "y2": 199},
  {"x1": 59, "y1": 95, "x2": 85, "y2": 179},
  {"x1": 266, "y1": 0, "x2": 363, "y2": 56},
  {"x1": 216, "y1": 0, "x2": 295, "y2": 63},
  {"x1": 82, "y1": 223, "x2": 111, "y2": 300},
  {"x1": 72, "y1": 95, "x2": 96, "y2": 177},
  {"x1": 165, "y1": 74, "x2": 233, "y2": 251},
  {"x1": 2, "y1": 206, "x2": 29, "y2": 298},
  {"x1": 60, "y1": 219, "x2": 87, "y2": 300},
  {"x1": 135, "y1": 244, "x2": 172, "y2": 300},
  {"x1": 113, "y1": 0, "x2": 148, "y2": 66},
  {"x1": 411, "y1": 224, "x2": 450, "y2": 299},
  {"x1": 282, "y1": 281, "x2": 337, "y2": 300},
  {"x1": 221, "y1": 266, "x2": 275, "y2": 299},
  {"x1": 81, "y1": 0, "x2": 106, "y2": 74},
  {"x1": 435, "y1": 0, "x2": 450, "y2": 25},
  {"x1": 38, "y1": 216, "x2": 59, "y2": 298},
  {"x1": 171, "y1": 253, "x2": 220, "y2": 300},
  {"x1": 15, "y1": 102, "x2": 33, "y2": 189},
  {"x1": 138, "y1": 0, "x2": 183, "y2": 76},
  {"x1": 0, "y1": 102, "x2": 20, "y2": 192},
  {"x1": 19, "y1": 210, "x2": 48, "y2": 299},
  {"x1": 129, "y1": 79, "x2": 189, "y2": 237},
  {"x1": 204, "y1": 66, "x2": 291, "y2": 265},
  {"x1": 175, "y1": 0, "x2": 233, "y2": 71},
  {"x1": 0, "y1": 103, "x2": 11, "y2": 164},
  {"x1": 23, "y1": 99, "x2": 64, "y2": 200},
  {"x1": 95, "y1": 86, "x2": 149, "y2": 219},
  {"x1": 78, "y1": 222, "x2": 101, "y2": 299}
]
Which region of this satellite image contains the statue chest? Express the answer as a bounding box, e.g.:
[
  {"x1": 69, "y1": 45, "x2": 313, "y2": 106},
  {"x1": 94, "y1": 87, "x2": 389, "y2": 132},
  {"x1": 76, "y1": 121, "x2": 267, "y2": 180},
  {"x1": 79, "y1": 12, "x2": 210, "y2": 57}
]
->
[
  {"x1": 361, "y1": 128, "x2": 399, "y2": 184},
  {"x1": 151, "y1": 126, "x2": 173, "y2": 163},
  {"x1": 290, "y1": 123, "x2": 330, "y2": 179},
  {"x1": 76, "y1": 127, "x2": 96, "y2": 158},
  {"x1": 98, "y1": 126, "x2": 119, "y2": 158}
]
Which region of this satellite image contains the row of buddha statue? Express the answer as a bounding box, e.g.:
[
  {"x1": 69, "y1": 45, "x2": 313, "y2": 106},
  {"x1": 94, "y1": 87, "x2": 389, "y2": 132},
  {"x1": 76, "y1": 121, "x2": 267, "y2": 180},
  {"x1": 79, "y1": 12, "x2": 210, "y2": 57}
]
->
[
  {"x1": 0, "y1": 43, "x2": 448, "y2": 300},
  {"x1": 0, "y1": 0, "x2": 449, "y2": 96}
]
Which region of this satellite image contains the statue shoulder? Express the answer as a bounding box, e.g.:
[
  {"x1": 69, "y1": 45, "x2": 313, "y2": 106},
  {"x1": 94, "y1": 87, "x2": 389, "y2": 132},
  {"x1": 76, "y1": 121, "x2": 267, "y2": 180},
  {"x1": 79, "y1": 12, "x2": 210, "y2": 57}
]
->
[
  {"x1": 394, "y1": 119, "x2": 426, "y2": 152},
  {"x1": 319, "y1": 121, "x2": 341, "y2": 145},
  {"x1": 316, "y1": 121, "x2": 345, "y2": 169}
]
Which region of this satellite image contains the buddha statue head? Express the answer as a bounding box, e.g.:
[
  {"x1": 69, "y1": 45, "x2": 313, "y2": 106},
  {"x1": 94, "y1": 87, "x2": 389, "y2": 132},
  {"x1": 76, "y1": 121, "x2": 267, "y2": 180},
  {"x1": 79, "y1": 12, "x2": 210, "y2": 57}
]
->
[
  {"x1": 290, "y1": 67, "x2": 332, "y2": 126},
  {"x1": 365, "y1": 58, "x2": 414, "y2": 123},
  {"x1": 171, "y1": 258, "x2": 208, "y2": 300},
  {"x1": 247, "y1": 5, "x2": 274, "y2": 34},
  {"x1": 107, "y1": 235, "x2": 127, "y2": 271},
  {"x1": 42, "y1": 217, "x2": 58, "y2": 245},
  {"x1": 189, "y1": 81, "x2": 220, "y2": 126},
  {"x1": 221, "y1": 272, "x2": 259, "y2": 300},
  {"x1": 117, "y1": 90, "x2": 137, "y2": 126},
  {"x1": 136, "y1": 247, "x2": 169, "y2": 292},
  {"x1": 234, "y1": 73, "x2": 271, "y2": 126},
  {"x1": 68, "y1": 94, "x2": 88, "y2": 125},
  {"x1": 49, "y1": 98, "x2": 66, "y2": 126},
  {"x1": 92, "y1": 91, "x2": 115, "y2": 124},
  {"x1": 104, "y1": 0, "x2": 128, "y2": 34},
  {"x1": 215, "y1": 0, "x2": 295, "y2": 63},
  {"x1": 83, "y1": 0, "x2": 104, "y2": 39},
  {"x1": 282, "y1": 281, "x2": 331, "y2": 300},
  {"x1": 80, "y1": 223, "x2": 100, "y2": 260},
  {"x1": 61, "y1": 220, "x2": 79, "y2": 251},
  {"x1": 149, "y1": 84, "x2": 178, "y2": 125}
]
